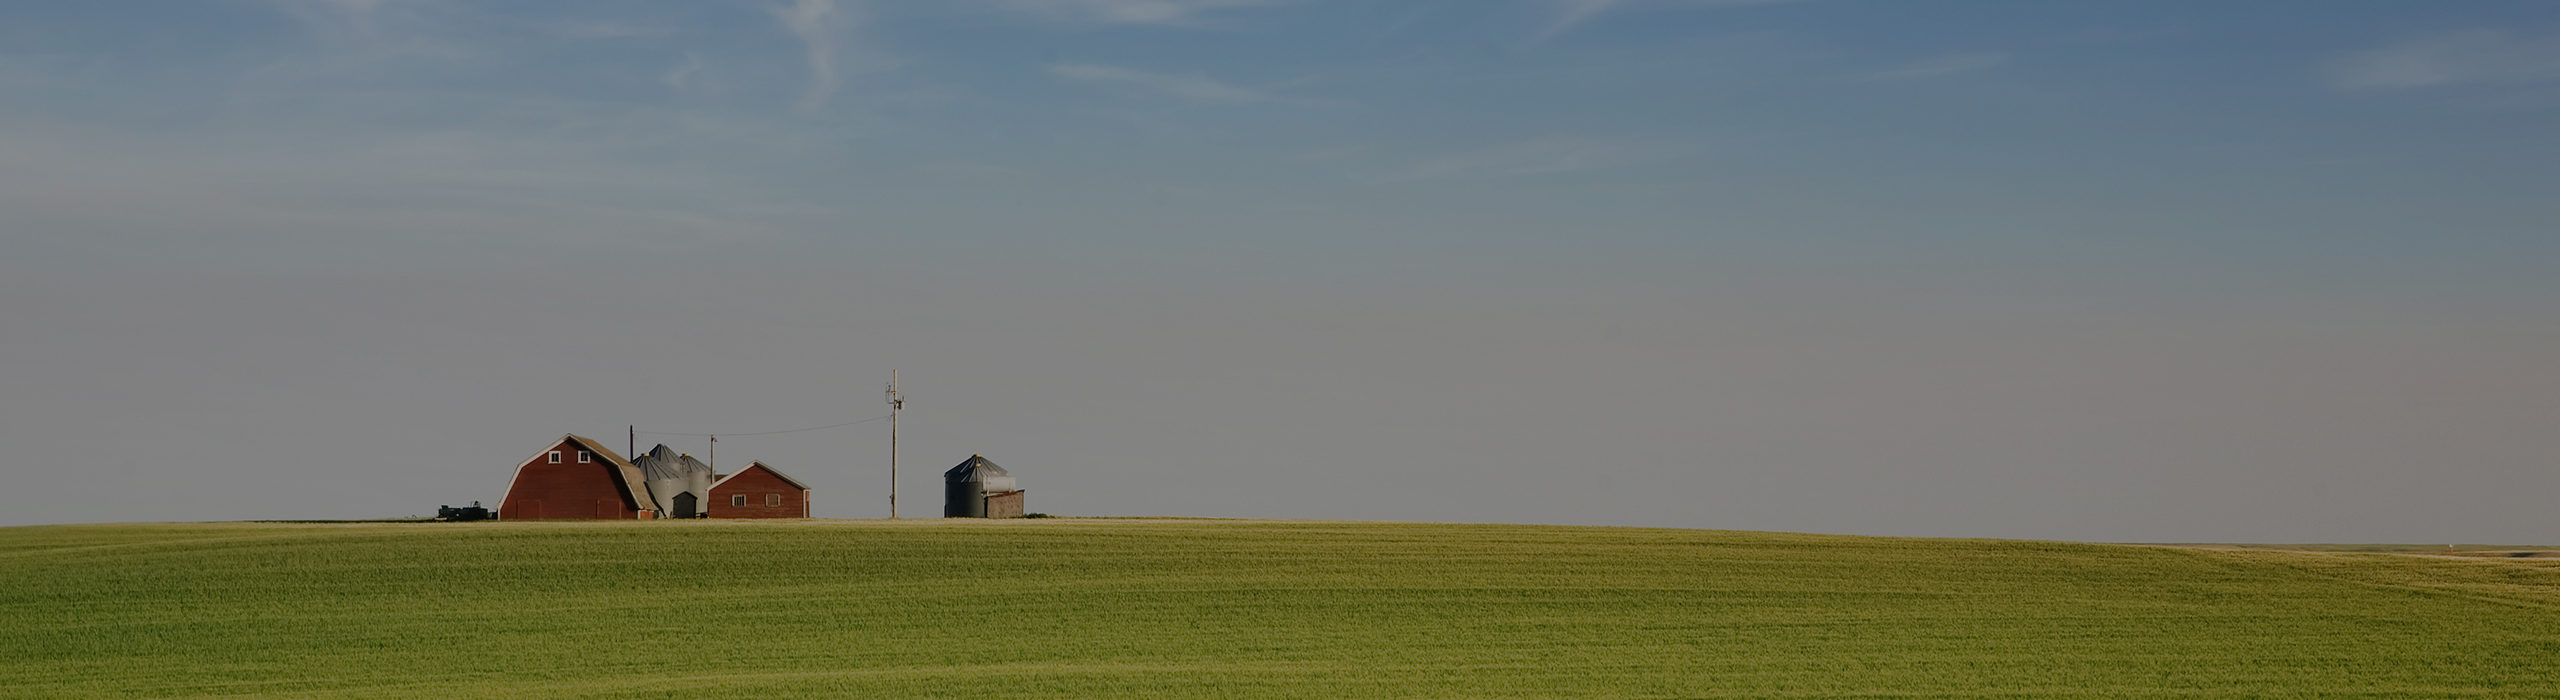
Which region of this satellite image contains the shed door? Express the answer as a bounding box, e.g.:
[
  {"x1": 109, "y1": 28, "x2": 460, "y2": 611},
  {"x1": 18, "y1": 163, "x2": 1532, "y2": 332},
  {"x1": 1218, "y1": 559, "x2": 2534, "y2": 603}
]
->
[{"x1": 674, "y1": 492, "x2": 697, "y2": 519}]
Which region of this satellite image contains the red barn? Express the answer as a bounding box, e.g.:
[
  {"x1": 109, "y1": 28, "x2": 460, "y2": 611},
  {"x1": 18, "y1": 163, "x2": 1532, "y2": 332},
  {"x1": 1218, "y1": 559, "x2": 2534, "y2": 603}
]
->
[
  {"x1": 707, "y1": 461, "x2": 810, "y2": 519},
  {"x1": 498, "y1": 434, "x2": 657, "y2": 520}
]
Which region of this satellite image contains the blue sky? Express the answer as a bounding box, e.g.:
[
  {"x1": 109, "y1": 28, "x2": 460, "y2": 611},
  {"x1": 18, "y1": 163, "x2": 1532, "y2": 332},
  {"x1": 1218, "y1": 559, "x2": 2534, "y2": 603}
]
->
[
  {"x1": 6, "y1": 1, "x2": 2556, "y2": 289},
  {"x1": 2, "y1": 1, "x2": 2556, "y2": 539}
]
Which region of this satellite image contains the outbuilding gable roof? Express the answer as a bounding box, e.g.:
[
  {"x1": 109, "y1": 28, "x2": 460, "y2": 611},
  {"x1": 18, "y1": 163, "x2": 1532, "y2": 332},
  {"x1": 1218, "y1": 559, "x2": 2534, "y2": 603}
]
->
[{"x1": 710, "y1": 461, "x2": 809, "y2": 491}]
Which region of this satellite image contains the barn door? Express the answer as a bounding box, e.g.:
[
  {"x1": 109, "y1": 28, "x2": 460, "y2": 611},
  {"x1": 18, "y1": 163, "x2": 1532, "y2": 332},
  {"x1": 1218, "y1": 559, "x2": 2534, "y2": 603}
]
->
[
  {"x1": 674, "y1": 492, "x2": 697, "y2": 519},
  {"x1": 597, "y1": 499, "x2": 614, "y2": 519},
  {"x1": 523, "y1": 500, "x2": 542, "y2": 519}
]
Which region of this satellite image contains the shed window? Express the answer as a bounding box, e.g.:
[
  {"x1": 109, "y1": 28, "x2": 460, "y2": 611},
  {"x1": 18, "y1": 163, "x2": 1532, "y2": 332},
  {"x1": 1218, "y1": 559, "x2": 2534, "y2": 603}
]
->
[
  {"x1": 547, "y1": 451, "x2": 562, "y2": 463},
  {"x1": 732, "y1": 495, "x2": 746, "y2": 507},
  {"x1": 767, "y1": 494, "x2": 781, "y2": 507},
  {"x1": 577, "y1": 451, "x2": 592, "y2": 463}
]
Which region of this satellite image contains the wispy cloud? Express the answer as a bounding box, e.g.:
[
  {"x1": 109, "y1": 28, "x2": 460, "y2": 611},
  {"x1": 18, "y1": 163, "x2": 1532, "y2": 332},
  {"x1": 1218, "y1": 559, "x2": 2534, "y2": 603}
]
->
[
  {"x1": 663, "y1": 51, "x2": 705, "y2": 92},
  {"x1": 557, "y1": 21, "x2": 675, "y2": 40},
  {"x1": 1537, "y1": 0, "x2": 1801, "y2": 41},
  {"x1": 266, "y1": 0, "x2": 412, "y2": 43},
  {"x1": 1382, "y1": 137, "x2": 1692, "y2": 182},
  {"x1": 250, "y1": 0, "x2": 478, "y2": 86},
  {"x1": 1288, "y1": 144, "x2": 1369, "y2": 163},
  {"x1": 917, "y1": 160, "x2": 1035, "y2": 182},
  {"x1": 770, "y1": 0, "x2": 851, "y2": 111},
  {"x1": 1866, "y1": 52, "x2": 2009, "y2": 81},
  {"x1": 1538, "y1": 0, "x2": 1621, "y2": 41},
  {"x1": 1049, "y1": 62, "x2": 1306, "y2": 104},
  {"x1": 277, "y1": 2, "x2": 670, "y2": 43},
  {"x1": 990, "y1": 0, "x2": 1289, "y2": 26},
  {"x1": 0, "y1": 102, "x2": 840, "y2": 262},
  {"x1": 2332, "y1": 29, "x2": 2560, "y2": 90}
]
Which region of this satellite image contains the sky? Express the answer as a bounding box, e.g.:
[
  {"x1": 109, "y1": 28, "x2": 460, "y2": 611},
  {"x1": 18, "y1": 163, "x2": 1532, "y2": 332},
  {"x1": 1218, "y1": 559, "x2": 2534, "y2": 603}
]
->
[{"x1": 2, "y1": 0, "x2": 2556, "y2": 542}]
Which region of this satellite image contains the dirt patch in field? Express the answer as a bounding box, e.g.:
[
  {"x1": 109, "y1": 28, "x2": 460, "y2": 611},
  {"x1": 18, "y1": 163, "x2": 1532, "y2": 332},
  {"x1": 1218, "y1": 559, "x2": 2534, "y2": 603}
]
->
[
  {"x1": 2443, "y1": 550, "x2": 2560, "y2": 559},
  {"x1": 2138, "y1": 543, "x2": 2560, "y2": 558}
]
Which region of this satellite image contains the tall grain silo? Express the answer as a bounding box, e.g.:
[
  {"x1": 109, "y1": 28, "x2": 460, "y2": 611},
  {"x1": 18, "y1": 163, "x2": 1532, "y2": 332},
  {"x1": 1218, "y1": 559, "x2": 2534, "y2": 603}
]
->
[
  {"x1": 679, "y1": 453, "x2": 713, "y2": 514},
  {"x1": 943, "y1": 454, "x2": 1021, "y2": 518},
  {"x1": 633, "y1": 444, "x2": 715, "y2": 518}
]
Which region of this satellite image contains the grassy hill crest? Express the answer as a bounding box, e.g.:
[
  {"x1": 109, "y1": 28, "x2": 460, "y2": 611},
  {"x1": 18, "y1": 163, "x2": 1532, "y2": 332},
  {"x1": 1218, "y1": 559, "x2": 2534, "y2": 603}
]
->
[{"x1": 5, "y1": 519, "x2": 2558, "y2": 698}]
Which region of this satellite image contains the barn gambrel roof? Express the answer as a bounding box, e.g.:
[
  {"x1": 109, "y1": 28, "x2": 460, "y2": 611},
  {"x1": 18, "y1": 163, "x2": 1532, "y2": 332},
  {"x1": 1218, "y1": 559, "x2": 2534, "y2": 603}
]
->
[{"x1": 503, "y1": 433, "x2": 654, "y2": 512}]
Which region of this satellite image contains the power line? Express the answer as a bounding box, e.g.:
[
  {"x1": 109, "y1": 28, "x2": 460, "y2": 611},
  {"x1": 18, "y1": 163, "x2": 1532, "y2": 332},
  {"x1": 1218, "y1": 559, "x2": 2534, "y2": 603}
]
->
[{"x1": 634, "y1": 414, "x2": 892, "y2": 438}]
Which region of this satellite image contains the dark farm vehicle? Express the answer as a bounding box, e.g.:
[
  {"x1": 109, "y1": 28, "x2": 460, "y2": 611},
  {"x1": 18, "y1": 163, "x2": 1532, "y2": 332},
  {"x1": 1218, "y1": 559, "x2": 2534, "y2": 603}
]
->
[{"x1": 436, "y1": 502, "x2": 495, "y2": 521}]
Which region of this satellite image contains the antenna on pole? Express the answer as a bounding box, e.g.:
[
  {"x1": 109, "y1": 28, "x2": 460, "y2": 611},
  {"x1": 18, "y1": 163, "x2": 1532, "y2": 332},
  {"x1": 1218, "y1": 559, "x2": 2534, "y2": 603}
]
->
[{"x1": 886, "y1": 371, "x2": 904, "y2": 519}]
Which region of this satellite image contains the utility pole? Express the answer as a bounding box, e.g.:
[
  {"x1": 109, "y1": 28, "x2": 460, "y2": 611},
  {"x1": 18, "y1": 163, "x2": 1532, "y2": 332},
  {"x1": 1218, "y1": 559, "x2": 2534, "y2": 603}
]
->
[
  {"x1": 709, "y1": 435, "x2": 716, "y2": 475},
  {"x1": 886, "y1": 370, "x2": 904, "y2": 519},
  {"x1": 628, "y1": 425, "x2": 634, "y2": 461}
]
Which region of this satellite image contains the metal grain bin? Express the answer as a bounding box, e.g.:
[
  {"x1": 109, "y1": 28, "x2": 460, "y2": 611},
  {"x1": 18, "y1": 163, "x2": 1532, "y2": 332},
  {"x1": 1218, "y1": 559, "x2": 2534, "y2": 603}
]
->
[
  {"x1": 633, "y1": 444, "x2": 715, "y2": 518},
  {"x1": 944, "y1": 454, "x2": 1016, "y2": 518},
  {"x1": 680, "y1": 453, "x2": 714, "y2": 516}
]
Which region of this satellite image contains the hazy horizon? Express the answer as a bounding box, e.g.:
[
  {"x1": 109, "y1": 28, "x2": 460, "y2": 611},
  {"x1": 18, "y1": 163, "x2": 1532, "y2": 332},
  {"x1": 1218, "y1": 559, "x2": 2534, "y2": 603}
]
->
[{"x1": 3, "y1": 0, "x2": 2555, "y2": 542}]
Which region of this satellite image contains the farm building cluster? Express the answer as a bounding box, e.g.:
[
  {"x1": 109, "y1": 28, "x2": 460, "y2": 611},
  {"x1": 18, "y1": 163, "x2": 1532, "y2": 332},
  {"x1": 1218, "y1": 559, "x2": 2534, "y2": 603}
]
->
[{"x1": 492, "y1": 433, "x2": 1025, "y2": 520}]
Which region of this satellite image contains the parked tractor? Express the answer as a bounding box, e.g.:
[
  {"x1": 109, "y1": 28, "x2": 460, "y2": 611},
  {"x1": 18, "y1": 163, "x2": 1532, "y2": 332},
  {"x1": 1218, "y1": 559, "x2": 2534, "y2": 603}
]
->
[{"x1": 436, "y1": 502, "x2": 495, "y2": 521}]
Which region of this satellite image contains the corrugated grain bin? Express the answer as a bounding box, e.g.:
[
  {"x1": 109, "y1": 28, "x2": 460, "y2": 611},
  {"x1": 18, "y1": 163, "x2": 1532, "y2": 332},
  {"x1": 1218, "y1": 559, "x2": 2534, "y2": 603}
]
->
[
  {"x1": 632, "y1": 444, "x2": 716, "y2": 518},
  {"x1": 944, "y1": 454, "x2": 1020, "y2": 518},
  {"x1": 681, "y1": 453, "x2": 713, "y2": 514}
]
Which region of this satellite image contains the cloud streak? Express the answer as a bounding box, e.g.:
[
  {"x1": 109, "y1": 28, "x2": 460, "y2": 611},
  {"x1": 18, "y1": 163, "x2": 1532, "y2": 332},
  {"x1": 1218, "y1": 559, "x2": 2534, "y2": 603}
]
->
[
  {"x1": 1866, "y1": 52, "x2": 2009, "y2": 81},
  {"x1": 557, "y1": 21, "x2": 675, "y2": 40},
  {"x1": 261, "y1": 0, "x2": 467, "y2": 55},
  {"x1": 1382, "y1": 137, "x2": 1691, "y2": 182},
  {"x1": 1538, "y1": 0, "x2": 1621, "y2": 41},
  {"x1": 2332, "y1": 29, "x2": 2560, "y2": 90},
  {"x1": 991, "y1": 0, "x2": 1288, "y2": 26},
  {"x1": 0, "y1": 109, "x2": 835, "y2": 268},
  {"x1": 771, "y1": 0, "x2": 849, "y2": 111},
  {"x1": 1537, "y1": 0, "x2": 1801, "y2": 41},
  {"x1": 1048, "y1": 62, "x2": 1297, "y2": 104},
  {"x1": 663, "y1": 51, "x2": 704, "y2": 92}
]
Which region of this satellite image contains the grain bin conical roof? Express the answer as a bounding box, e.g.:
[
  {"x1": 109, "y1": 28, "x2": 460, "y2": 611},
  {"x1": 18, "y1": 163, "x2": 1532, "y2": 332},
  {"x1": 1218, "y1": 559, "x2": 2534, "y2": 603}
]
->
[
  {"x1": 632, "y1": 444, "x2": 692, "y2": 481},
  {"x1": 944, "y1": 454, "x2": 1007, "y2": 480}
]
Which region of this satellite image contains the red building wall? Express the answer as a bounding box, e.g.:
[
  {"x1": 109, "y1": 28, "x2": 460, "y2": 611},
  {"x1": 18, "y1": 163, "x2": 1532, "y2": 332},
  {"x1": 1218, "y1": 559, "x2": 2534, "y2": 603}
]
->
[
  {"x1": 499, "y1": 438, "x2": 651, "y2": 520},
  {"x1": 708, "y1": 466, "x2": 809, "y2": 518}
]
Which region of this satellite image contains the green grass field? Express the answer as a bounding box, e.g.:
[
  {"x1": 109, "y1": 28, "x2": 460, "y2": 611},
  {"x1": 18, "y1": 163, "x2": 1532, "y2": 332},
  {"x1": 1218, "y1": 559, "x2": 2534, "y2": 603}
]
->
[{"x1": 4, "y1": 519, "x2": 2558, "y2": 698}]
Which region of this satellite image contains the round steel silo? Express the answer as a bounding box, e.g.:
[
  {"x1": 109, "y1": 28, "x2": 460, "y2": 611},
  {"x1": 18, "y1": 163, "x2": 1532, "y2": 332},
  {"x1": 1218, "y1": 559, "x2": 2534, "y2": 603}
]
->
[
  {"x1": 683, "y1": 456, "x2": 714, "y2": 515},
  {"x1": 943, "y1": 454, "x2": 1012, "y2": 518},
  {"x1": 632, "y1": 445, "x2": 685, "y2": 516},
  {"x1": 634, "y1": 445, "x2": 716, "y2": 518}
]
